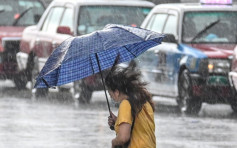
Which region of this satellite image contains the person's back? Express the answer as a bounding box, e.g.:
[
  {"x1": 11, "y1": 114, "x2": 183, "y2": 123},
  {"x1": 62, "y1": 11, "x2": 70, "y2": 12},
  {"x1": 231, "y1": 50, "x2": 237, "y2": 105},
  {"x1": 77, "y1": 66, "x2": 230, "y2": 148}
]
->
[{"x1": 115, "y1": 100, "x2": 156, "y2": 148}]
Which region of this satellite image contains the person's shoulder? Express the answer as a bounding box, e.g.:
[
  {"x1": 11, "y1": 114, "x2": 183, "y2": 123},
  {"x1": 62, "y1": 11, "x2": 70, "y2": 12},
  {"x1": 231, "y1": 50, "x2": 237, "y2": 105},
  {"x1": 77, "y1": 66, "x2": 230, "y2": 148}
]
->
[
  {"x1": 121, "y1": 99, "x2": 130, "y2": 105},
  {"x1": 144, "y1": 101, "x2": 154, "y2": 112},
  {"x1": 120, "y1": 99, "x2": 131, "y2": 109}
]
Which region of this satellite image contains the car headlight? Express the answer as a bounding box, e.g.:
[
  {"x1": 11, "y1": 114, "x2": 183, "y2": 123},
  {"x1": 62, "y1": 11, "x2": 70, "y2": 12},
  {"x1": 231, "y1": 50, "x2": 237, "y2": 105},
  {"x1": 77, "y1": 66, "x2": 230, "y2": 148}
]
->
[{"x1": 208, "y1": 59, "x2": 230, "y2": 74}]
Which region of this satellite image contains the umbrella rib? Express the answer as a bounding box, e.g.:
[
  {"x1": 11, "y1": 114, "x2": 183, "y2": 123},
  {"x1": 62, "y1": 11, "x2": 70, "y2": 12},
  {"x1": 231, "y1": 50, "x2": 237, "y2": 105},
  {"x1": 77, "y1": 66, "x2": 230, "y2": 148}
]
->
[
  {"x1": 42, "y1": 78, "x2": 50, "y2": 88},
  {"x1": 124, "y1": 46, "x2": 136, "y2": 58},
  {"x1": 56, "y1": 65, "x2": 61, "y2": 86},
  {"x1": 89, "y1": 55, "x2": 95, "y2": 74}
]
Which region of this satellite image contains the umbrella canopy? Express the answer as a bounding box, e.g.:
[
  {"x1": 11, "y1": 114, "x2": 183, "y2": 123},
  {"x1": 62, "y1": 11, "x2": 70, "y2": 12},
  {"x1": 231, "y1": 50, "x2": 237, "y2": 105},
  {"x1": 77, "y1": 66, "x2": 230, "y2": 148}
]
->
[{"x1": 34, "y1": 24, "x2": 164, "y2": 88}]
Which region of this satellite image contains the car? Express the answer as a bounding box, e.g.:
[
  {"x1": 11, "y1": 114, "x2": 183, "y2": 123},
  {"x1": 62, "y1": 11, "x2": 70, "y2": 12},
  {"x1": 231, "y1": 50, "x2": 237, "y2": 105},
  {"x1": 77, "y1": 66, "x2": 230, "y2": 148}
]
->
[
  {"x1": 139, "y1": 0, "x2": 237, "y2": 114},
  {"x1": 16, "y1": 0, "x2": 155, "y2": 102},
  {"x1": 0, "y1": 0, "x2": 45, "y2": 89}
]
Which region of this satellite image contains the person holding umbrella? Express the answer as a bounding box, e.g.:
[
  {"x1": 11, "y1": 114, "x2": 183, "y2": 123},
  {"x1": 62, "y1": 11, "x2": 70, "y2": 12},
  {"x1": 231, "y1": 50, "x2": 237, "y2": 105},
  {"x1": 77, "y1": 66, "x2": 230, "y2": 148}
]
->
[
  {"x1": 106, "y1": 61, "x2": 156, "y2": 148},
  {"x1": 32, "y1": 24, "x2": 164, "y2": 147}
]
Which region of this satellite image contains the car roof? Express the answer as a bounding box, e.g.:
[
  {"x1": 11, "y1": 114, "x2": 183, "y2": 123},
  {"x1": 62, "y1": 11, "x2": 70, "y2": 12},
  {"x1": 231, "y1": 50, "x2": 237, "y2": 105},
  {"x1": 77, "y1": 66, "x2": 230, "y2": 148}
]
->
[
  {"x1": 152, "y1": 3, "x2": 237, "y2": 12},
  {"x1": 51, "y1": 0, "x2": 155, "y2": 7}
]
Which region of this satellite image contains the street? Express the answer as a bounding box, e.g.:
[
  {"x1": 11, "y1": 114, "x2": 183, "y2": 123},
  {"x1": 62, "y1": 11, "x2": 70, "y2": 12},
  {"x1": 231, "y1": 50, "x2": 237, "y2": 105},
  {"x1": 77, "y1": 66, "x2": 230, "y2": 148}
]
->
[
  {"x1": 0, "y1": 80, "x2": 237, "y2": 148},
  {"x1": 1, "y1": 0, "x2": 237, "y2": 148}
]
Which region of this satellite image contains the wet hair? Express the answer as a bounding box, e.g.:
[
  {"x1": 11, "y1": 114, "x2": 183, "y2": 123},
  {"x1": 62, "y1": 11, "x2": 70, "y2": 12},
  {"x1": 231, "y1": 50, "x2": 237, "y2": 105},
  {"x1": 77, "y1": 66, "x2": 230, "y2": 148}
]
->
[{"x1": 105, "y1": 58, "x2": 155, "y2": 118}]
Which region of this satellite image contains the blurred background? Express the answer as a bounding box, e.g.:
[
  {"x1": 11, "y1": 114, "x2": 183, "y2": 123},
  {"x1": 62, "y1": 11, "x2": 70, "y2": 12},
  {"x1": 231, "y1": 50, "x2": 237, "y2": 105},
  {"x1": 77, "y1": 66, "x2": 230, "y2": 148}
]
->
[{"x1": 1, "y1": 0, "x2": 237, "y2": 148}]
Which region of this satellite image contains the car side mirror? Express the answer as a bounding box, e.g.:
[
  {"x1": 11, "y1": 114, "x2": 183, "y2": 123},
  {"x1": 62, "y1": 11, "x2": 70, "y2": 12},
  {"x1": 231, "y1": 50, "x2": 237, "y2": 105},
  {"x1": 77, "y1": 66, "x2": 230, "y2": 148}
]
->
[
  {"x1": 163, "y1": 34, "x2": 177, "y2": 43},
  {"x1": 57, "y1": 26, "x2": 72, "y2": 35},
  {"x1": 34, "y1": 14, "x2": 41, "y2": 24}
]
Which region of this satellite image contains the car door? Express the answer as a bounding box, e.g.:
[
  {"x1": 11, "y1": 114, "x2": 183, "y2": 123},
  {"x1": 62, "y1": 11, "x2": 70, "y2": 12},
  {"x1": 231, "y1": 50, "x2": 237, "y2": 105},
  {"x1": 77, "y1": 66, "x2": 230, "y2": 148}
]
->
[
  {"x1": 154, "y1": 10, "x2": 180, "y2": 97},
  {"x1": 141, "y1": 9, "x2": 180, "y2": 97},
  {"x1": 137, "y1": 11, "x2": 169, "y2": 96},
  {"x1": 35, "y1": 6, "x2": 65, "y2": 71}
]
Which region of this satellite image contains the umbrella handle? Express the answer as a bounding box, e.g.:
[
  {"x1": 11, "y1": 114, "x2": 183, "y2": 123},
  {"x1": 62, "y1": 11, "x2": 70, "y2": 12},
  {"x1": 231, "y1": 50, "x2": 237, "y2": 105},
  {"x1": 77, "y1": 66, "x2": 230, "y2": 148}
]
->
[
  {"x1": 95, "y1": 54, "x2": 115, "y2": 131},
  {"x1": 110, "y1": 125, "x2": 115, "y2": 130},
  {"x1": 95, "y1": 53, "x2": 112, "y2": 114}
]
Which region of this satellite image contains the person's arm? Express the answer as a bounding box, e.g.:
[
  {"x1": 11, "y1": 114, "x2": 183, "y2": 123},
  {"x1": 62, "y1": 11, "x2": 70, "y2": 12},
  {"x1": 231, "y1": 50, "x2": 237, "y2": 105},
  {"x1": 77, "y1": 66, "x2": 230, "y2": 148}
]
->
[{"x1": 112, "y1": 122, "x2": 131, "y2": 148}]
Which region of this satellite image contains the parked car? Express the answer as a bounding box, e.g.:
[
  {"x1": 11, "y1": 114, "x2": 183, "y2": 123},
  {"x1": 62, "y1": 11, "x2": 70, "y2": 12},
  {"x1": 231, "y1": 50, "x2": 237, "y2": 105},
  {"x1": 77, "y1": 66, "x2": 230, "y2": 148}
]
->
[
  {"x1": 16, "y1": 0, "x2": 155, "y2": 102},
  {"x1": 0, "y1": 0, "x2": 45, "y2": 89},
  {"x1": 139, "y1": 1, "x2": 237, "y2": 114}
]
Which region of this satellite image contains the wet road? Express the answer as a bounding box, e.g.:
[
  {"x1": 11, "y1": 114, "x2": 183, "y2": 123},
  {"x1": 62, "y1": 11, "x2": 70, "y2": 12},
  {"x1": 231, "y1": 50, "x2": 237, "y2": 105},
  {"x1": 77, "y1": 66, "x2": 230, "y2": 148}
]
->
[{"x1": 1, "y1": 80, "x2": 237, "y2": 148}]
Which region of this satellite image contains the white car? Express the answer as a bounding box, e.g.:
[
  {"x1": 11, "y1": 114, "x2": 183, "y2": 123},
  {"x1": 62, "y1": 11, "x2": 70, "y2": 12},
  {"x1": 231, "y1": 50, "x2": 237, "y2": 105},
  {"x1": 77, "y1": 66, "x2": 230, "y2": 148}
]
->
[{"x1": 16, "y1": 0, "x2": 155, "y2": 102}]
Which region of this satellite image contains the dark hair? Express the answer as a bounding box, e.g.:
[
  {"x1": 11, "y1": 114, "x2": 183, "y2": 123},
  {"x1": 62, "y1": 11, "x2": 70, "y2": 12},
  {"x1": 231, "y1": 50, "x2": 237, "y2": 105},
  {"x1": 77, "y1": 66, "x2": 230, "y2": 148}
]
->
[{"x1": 105, "y1": 60, "x2": 155, "y2": 118}]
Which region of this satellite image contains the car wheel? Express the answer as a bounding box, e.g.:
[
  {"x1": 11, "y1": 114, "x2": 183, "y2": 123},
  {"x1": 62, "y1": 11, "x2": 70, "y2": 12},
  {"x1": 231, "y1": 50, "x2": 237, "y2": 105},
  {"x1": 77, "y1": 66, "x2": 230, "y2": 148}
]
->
[
  {"x1": 13, "y1": 71, "x2": 28, "y2": 90},
  {"x1": 31, "y1": 56, "x2": 48, "y2": 100},
  {"x1": 73, "y1": 80, "x2": 92, "y2": 104},
  {"x1": 177, "y1": 69, "x2": 202, "y2": 115}
]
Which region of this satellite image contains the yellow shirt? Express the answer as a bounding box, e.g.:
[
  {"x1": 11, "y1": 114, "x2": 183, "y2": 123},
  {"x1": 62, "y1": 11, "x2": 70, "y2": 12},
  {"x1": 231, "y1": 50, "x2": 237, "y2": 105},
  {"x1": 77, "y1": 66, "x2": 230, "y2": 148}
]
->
[{"x1": 115, "y1": 99, "x2": 156, "y2": 148}]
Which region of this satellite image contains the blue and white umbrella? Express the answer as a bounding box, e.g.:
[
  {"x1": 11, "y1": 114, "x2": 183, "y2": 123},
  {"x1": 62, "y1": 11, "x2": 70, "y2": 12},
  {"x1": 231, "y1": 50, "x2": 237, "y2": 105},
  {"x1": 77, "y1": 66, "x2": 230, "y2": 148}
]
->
[{"x1": 34, "y1": 24, "x2": 164, "y2": 112}]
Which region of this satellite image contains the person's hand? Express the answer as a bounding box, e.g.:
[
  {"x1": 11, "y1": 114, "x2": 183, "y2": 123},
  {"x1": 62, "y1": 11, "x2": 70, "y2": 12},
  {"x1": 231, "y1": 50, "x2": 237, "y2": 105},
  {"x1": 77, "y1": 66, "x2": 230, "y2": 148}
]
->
[
  {"x1": 108, "y1": 111, "x2": 117, "y2": 128},
  {"x1": 110, "y1": 111, "x2": 117, "y2": 121}
]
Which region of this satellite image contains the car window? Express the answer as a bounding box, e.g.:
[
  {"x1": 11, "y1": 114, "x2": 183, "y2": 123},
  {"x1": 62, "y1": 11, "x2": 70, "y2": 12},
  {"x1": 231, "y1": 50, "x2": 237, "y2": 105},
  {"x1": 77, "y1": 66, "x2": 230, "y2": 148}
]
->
[
  {"x1": 135, "y1": 49, "x2": 158, "y2": 70},
  {"x1": 0, "y1": 0, "x2": 45, "y2": 26},
  {"x1": 163, "y1": 14, "x2": 177, "y2": 35},
  {"x1": 182, "y1": 11, "x2": 237, "y2": 43},
  {"x1": 146, "y1": 13, "x2": 168, "y2": 33},
  {"x1": 41, "y1": 7, "x2": 53, "y2": 32},
  {"x1": 42, "y1": 7, "x2": 64, "y2": 33},
  {"x1": 77, "y1": 6, "x2": 152, "y2": 35},
  {"x1": 60, "y1": 7, "x2": 74, "y2": 31}
]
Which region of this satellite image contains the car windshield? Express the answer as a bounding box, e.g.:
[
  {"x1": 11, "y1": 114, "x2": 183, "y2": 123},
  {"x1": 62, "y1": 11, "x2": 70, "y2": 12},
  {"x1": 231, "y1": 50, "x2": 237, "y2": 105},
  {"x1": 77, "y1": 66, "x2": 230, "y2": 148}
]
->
[
  {"x1": 182, "y1": 11, "x2": 237, "y2": 43},
  {"x1": 0, "y1": 0, "x2": 45, "y2": 26},
  {"x1": 78, "y1": 6, "x2": 151, "y2": 35}
]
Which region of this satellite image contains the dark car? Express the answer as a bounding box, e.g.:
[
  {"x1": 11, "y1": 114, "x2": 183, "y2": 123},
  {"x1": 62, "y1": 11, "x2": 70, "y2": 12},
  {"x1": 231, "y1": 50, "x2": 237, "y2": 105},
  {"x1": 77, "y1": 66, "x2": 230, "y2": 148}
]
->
[
  {"x1": 0, "y1": 0, "x2": 45, "y2": 89},
  {"x1": 140, "y1": 1, "x2": 237, "y2": 114},
  {"x1": 16, "y1": 0, "x2": 155, "y2": 102}
]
